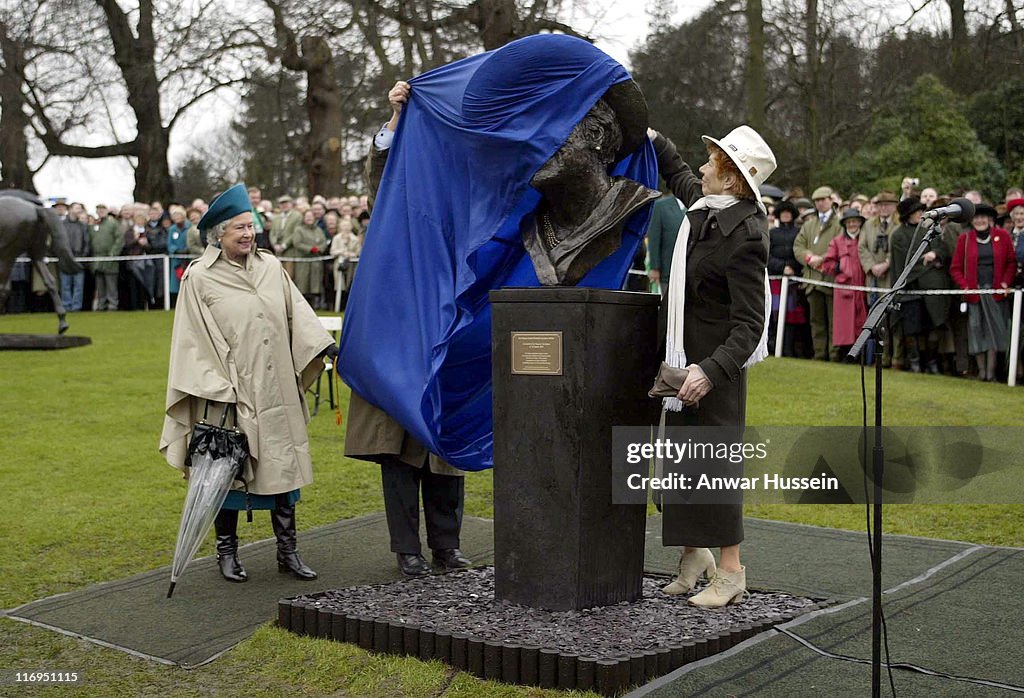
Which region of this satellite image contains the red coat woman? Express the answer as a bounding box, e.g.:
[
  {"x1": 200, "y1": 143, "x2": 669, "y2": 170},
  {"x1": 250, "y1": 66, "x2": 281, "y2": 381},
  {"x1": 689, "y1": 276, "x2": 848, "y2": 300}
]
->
[
  {"x1": 950, "y1": 204, "x2": 1016, "y2": 379},
  {"x1": 950, "y1": 224, "x2": 1015, "y2": 304},
  {"x1": 820, "y1": 209, "x2": 868, "y2": 347}
]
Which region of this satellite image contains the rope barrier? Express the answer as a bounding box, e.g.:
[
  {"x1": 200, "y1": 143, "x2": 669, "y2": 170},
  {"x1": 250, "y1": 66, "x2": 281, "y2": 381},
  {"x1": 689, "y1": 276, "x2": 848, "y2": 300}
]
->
[
  {"x1": 770, "y1": 275, "x2": 1023, "y2": 387},
  {"x1": 769, "y1": 275, "x2": 1018, "y2": 296},
  {"x1": 15, "y1": 254, "x2": 346, "y2": 264},
  {"x1": 13, "y1": 255, "x2": 1022, "y2": 386}
]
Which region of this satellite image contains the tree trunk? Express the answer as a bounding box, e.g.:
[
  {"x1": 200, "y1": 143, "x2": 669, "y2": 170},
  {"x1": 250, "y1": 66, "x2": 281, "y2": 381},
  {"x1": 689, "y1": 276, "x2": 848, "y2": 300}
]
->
[
  {"x1": 744, "y1": 0, "x2": 767, "y2": 133},
  {"x1": 125, "y1": 65, "x2": 174, "y2": 203},
  {"x1": 36, "y1": 0, "x2": 175, "y2": 201},
  {"x1": 1004, "y1": 0, "x2": 1022, "y2": 53},
  {"x1": 0, "y1": 26, "x2": 35, "y2": 192},
  {"x1": 804, "y1": 0, "x2": 820, "y2": 179},
  {"x1": 948, "y1": 0, "x2": 969, "y2": 92},
  {"x1": 301, "y1": 37, "x2": 344, "y2": 197}
]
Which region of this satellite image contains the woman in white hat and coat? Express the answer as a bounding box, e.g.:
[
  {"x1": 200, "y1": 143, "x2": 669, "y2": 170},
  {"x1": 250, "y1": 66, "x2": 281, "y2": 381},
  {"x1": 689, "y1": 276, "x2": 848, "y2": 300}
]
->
[{"x1": 646, "y1": 125, "x2": 777, "y2": 608}]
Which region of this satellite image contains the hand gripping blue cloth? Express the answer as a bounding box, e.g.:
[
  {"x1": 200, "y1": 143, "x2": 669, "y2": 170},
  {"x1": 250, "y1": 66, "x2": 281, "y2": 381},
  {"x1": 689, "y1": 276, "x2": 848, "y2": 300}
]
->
[{"x1": 338, "y1": 34, "x2": 658, "y2": 471}]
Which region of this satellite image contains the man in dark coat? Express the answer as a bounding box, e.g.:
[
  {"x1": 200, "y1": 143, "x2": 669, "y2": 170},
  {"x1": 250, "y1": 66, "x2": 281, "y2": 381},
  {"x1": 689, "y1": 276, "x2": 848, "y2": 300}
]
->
[
  {"x1": 793, "y1": 187, "x2": 841, "y2": 360},
  {"x1": 344, "y1": 81, "x2": 471, "y2": 577},
  {"x1": 60, "y1": 202, "x2": 91, "y2": 311}
]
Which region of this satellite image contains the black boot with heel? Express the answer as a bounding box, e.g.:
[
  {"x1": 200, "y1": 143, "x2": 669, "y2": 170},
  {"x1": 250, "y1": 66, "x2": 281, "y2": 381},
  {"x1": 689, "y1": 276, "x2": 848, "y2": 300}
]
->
[
  {"x1": 214, "y1": 508, "x2": 247, "y2": 583},
  {"x1": 272, "y1": 496, "x2": 317, "y2": 580}
]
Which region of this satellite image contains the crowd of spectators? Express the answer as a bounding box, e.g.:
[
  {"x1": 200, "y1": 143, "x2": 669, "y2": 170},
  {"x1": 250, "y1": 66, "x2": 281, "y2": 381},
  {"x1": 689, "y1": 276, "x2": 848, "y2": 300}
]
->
[
  {"x1": 647, "y1": 180, "x2": 1024, "y2": 382},
  {"x1": 4, "y1": 188, "x2": 370, "y2": 314},
  {"x1": 754, "y1": 181, "x2": 1022, "y2": 381},
  {"x1": 10, "y1": 178, "x2": 1024, "y2": 382}
]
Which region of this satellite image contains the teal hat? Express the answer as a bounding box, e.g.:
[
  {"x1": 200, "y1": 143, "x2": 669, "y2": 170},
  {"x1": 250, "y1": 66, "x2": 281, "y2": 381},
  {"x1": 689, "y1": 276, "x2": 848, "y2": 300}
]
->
[{"x1": 198, "y1": 183, "x2": 251, "y2": 231}]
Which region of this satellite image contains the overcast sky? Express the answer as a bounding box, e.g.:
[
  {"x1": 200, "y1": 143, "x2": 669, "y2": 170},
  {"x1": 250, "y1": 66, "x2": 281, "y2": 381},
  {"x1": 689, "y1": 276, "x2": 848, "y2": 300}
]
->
[{"x1": 32, "y1": 1, "x2": 701, "y2": 211}]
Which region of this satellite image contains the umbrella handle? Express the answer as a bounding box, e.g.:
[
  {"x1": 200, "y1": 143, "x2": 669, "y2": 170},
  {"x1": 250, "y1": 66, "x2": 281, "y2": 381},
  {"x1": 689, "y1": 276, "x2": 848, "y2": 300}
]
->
[
  {"x1": 167, "y1": 581, "x2": 176, "y2": 598},
  {"x1": 202, "y1": 400, "x2": 237, "y2": 429}
]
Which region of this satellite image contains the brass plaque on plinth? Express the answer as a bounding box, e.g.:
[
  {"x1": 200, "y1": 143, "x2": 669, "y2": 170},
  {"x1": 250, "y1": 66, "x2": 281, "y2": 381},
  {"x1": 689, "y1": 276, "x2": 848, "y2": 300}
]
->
[{"x1": 511, "y1": 332, "x2": 563, "y2": 375}]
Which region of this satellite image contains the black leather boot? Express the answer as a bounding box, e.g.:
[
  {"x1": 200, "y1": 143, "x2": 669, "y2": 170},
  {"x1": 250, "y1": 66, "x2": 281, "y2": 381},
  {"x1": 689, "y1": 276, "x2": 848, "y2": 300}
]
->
[
  {"x1": 271, "y1": 499, "x2": 317, "y2": 580},
  {"x1": 214, "y1": 509, "x2": 247, "y2": 583}
]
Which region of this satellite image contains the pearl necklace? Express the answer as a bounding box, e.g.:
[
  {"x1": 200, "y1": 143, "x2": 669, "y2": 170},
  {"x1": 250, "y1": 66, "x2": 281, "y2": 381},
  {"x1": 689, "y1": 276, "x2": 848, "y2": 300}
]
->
[{"x1": 542, "y1": 213, "x2": 561, "y2": 248}]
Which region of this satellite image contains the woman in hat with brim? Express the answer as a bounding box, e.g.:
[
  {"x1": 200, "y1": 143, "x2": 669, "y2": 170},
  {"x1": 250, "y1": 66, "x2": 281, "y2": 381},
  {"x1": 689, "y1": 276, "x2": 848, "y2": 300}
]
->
[
  {"x1": 951, "y1": 203, "x2": 1017, "y2": 381},
  {"x1": 647, "y1": 124, "x2": 776, "y2": 608}
]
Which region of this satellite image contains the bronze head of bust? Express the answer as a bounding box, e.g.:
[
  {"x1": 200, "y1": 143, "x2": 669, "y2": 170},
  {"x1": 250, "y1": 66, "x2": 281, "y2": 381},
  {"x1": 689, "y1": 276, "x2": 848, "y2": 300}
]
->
[{"x1": 523, "y1": 80, "x2": 660, "y2": 286}]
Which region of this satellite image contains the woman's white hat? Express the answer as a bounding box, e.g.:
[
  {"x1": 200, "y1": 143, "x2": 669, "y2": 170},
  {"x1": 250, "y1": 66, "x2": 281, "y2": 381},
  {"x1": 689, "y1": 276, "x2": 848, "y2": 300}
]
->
[{"x1": 701, "y1": 125, "x2": 777, "y2": 196}]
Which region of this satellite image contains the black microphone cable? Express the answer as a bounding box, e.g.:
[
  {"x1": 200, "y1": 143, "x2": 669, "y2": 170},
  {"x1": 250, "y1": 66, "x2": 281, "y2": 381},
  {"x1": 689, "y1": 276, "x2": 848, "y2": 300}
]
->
[{"x1": 776, "y1": 625, "x2": 1024, "y2": 693}]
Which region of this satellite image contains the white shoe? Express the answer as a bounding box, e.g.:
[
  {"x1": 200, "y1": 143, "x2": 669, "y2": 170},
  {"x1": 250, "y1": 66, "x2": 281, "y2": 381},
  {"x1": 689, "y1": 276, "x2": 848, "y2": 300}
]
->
[
  {"x1": 688, "y1": 566, "x2": 746, "y2": 608},
  {"x1": 662, "y1": 548, "x2": 716, "y2": 595}
]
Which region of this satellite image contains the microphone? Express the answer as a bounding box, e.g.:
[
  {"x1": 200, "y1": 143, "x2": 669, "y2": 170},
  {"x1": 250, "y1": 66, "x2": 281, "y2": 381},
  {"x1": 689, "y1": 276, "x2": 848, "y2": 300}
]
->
[{"x1": 921, "y1": 198, "x2": 975, "y2": 225}]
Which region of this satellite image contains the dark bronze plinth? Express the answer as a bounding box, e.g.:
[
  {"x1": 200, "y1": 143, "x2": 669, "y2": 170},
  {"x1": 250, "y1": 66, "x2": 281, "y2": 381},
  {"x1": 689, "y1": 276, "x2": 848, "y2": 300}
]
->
[{"x1": 490, "y1": 287, "x2": 660, "y2": 611}]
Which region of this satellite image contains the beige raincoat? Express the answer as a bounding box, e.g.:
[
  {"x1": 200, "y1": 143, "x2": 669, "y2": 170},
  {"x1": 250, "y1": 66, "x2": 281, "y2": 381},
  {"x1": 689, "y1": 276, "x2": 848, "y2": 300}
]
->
[{"x1": 159, "y1": 245, "x2": 334, "y2": 495}]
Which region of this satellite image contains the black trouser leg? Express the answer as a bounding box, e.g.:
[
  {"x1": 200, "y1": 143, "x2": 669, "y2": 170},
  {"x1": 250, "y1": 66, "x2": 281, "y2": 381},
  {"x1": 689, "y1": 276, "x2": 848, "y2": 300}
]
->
[
  {"x1": 422, "y1": 468, "x2": 464, "y2": 552},
  {"x1": 381, "y1": 457, "x2": 424, "y2": 554},
  {"x1": 271, "y1": 495, "x2": 317, "y2": 579},
  {"x1": 214, "y1": 508, "x2": 247, "y2": 583}
]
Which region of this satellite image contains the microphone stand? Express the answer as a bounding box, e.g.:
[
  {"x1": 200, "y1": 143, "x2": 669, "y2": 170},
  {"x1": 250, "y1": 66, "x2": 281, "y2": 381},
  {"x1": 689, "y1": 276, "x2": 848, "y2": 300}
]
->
[{"x1": 848, "y1": 216, "x2": 942, "y2": 697}]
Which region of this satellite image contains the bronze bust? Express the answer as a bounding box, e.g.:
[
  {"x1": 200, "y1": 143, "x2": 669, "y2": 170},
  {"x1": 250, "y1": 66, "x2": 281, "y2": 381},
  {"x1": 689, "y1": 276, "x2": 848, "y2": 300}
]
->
[{"x1": 523, "y1": 81, "x2": 660, "y2": 286}]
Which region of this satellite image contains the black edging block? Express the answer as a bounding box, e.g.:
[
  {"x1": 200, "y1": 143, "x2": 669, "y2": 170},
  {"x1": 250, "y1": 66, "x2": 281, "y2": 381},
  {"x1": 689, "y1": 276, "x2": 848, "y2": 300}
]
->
[
  {"x1": 290, "y1": 601, "x2": 305, "y2": 635},
  {"x1": 277, "y1": 599, "x2": 291, "y2": 630},
  {"x1": 501, "y1": 643, "x2": 520, "y2": 684},
  {"x1": 373, "y1": 620, "x2": 388, "y2": 654},
  {"x1": 434, "y1": 631, "x2": 451, "y2": 663},
  {"x1": 557, "y1": 652, "x2": 577, "y2": 690},
  {"x1": 304, "y1": 604, "x2": 318, "y2": 637},
  {"x1": 520, "y1": 645, "x2": 539, "y2": 685},
  {"x1": 484, "y1": 640, "x2": 503, "y2": 680},
  {"x1": 467, "y1": 638, "x2": 484, "y2": 677},
  {"x1": 450, "y1": 633, "x2": 468, "y2": 670},
  {"x1": 538, "y1": 648, "x2": 558, "y2": 688},
  {"x1": 418, "y1": 629, "x2": 435, "y2": 661}
]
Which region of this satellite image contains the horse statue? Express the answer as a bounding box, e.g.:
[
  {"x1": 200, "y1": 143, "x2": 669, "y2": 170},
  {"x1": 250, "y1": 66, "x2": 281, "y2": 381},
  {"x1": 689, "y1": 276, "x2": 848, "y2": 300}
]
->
[{"x1": 0, "y1": 190, "x2": 82, "y2": 334}]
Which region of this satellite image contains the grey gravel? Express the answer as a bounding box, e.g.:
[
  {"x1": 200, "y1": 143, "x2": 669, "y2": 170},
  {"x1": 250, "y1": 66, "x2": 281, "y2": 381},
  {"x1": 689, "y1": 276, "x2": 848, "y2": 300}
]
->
[{"x1": 297, "y1": 567, "x2": 819, "y2": 659}]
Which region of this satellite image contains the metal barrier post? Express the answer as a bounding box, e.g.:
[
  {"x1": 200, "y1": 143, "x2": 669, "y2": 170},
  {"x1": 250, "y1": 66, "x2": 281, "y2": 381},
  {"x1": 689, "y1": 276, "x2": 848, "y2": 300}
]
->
[
  {"x1": 162, "y1": 255, "x2": 171, "y2": 311},
  {"x1": 1009, "y1": 289, "x2": 1022, "y2": 388}
]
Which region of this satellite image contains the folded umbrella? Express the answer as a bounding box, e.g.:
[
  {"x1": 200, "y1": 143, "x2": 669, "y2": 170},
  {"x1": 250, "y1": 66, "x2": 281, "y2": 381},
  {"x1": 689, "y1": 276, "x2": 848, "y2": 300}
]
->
[{"x1": 167, "y1": 404, "x2": 249, "y2": 598}]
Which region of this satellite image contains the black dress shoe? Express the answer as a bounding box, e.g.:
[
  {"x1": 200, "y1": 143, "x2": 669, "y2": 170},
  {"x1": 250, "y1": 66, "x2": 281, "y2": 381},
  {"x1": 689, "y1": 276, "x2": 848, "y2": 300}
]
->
[
  {"x1": 397, "y1": 553, "x2": 431, "y2": 576},
  {"x1": 432, "y1": 548, "x2": 472, "y2": 569}
]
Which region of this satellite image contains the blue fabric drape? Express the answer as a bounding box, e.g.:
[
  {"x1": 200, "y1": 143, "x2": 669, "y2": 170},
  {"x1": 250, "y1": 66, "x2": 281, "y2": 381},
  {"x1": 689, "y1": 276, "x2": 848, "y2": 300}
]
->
[{"x1": 338, "y1": 34, "x2": 658, "y2": 471}]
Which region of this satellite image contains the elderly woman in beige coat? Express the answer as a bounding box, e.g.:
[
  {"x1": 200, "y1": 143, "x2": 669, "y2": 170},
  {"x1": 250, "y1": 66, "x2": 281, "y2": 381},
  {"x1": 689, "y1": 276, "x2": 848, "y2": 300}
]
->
[{"x1": 160, "y1": 184, "x2": 335, "y2": 585}]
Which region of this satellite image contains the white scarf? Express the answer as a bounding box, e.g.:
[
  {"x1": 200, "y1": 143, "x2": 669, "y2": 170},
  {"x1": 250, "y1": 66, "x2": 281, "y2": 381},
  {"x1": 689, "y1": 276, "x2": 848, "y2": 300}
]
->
[{"x1": 663, "y1": 195, "x2": 770, "y2": 412}]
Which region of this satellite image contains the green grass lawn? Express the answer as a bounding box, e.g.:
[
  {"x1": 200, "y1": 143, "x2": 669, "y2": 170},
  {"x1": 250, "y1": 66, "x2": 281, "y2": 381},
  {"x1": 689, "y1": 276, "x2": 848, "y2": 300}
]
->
[{"x1": 1, "y1": 310, "x2": 1022, "y2": 696}]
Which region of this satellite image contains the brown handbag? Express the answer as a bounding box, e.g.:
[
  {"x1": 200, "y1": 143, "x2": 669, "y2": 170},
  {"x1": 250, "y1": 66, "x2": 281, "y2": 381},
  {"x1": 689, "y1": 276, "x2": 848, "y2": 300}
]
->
[{"x1": 648, "y1": 362, "x2": 689, "y2": 398}]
